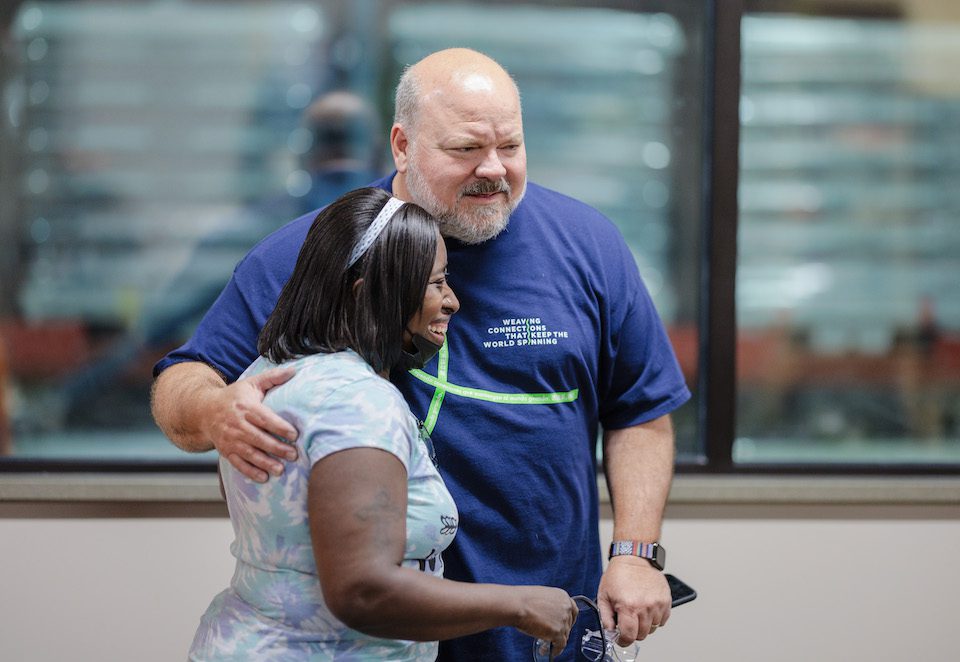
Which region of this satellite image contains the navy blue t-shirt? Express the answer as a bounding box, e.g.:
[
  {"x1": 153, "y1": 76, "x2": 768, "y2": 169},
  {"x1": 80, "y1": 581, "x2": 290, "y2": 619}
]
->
[{"x1": 156, "y1": 174, "x2": 690, "y2": 661}]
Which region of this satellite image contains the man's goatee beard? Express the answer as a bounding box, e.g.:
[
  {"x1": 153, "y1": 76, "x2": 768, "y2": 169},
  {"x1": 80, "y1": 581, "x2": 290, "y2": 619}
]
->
[{"x1": 405, "y1": 164, "x2": 525, "y2": 245}]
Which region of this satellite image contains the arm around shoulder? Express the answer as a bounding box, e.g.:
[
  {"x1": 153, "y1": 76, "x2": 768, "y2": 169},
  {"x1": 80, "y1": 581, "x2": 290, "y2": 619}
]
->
[
  {"x1": 151, "y1": 361, "x2": 299, "y2": 481},
  {"x1": 151, "y1": 361, "x2": 227, "y2": 452}
]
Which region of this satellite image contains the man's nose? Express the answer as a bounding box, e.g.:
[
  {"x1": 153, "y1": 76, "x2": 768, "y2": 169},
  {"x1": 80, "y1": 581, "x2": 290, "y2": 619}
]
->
[{"x1": 474, "y1": 148, "x2": 507, "y2": 180}]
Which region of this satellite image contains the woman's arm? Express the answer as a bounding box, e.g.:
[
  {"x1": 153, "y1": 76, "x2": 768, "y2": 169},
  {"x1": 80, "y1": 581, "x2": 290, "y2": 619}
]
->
[{"x1": 308, "y1": 447, "x2": 577, "y2": 648}]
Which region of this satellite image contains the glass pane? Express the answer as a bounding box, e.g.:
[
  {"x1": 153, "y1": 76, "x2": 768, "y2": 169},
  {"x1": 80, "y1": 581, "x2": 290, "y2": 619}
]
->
[
  {"x1": 389, "y1": 2, "x2": 705, "y2": 459},
  {"x1": 0, "y1": 0, "x2": 704, "y2": 465},
  {"x1": 0, "y1": 1, "x2": 335, "y2": 462},
  {"x1": 736, "y1": 7, "x2": 960, "y2": 465}
]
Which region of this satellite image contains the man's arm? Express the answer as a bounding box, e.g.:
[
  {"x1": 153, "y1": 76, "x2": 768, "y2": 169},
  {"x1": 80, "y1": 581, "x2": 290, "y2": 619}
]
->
[
  {"x1": 597, "y1": 413, "x2": 675, "y2": 645},
  {"x1": 151, "y1": 361, "x2": 299, "y2": 482}
]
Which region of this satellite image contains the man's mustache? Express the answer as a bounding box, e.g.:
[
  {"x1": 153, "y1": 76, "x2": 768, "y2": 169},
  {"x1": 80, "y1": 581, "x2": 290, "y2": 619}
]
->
[{"x1": 460, "y1": 179, "x2": 510, "y2": 196}]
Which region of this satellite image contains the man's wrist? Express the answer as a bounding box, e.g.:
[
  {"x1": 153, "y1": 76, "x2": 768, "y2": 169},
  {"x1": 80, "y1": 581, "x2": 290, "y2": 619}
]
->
[{"x1": 608, "y1": 540, "x2": 666, "y2": 571}]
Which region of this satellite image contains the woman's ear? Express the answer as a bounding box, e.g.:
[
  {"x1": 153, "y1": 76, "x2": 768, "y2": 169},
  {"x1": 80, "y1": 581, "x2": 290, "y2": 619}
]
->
[{"x1": 352, "y1": 277, "x2": 364, "y2": 298}]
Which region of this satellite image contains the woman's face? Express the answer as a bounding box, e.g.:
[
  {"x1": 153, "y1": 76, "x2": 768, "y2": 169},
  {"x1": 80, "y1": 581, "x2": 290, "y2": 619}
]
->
[{"x1": 406, "y1": 233, "x2": 459, "y2": 349}]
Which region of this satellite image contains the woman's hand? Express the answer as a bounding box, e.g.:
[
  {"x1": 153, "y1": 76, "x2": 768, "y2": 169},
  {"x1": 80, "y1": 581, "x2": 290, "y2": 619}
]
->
[{"x1": 513, "y1": 587, "x2": 580, "y2": 654}]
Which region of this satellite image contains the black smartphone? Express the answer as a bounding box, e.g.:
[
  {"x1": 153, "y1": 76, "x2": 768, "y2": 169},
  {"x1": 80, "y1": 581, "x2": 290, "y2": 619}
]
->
[{"x1": 666, "y1": 573, "x2": 697, "y2": 607}]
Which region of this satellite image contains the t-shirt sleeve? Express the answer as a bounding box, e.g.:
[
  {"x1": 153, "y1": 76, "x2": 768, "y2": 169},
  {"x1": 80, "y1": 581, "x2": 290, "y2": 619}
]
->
[
  {"x1": 597, "y1": 235, "x2": 691, "y2": 429},
  {"x1": 301, "y1": 378, "x2": 416, "y2": 471},
  {"x1": 152, "y1": 215, "x2": 311, "y2": 383},
  {"x1": 152, "y1": 272, "x2": 264, "y2": 382}
]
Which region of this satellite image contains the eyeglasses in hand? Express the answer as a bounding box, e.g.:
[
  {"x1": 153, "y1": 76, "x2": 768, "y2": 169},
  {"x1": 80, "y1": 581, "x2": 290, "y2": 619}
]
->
[{"x1": 531, "y1": 595, "x2": 640, "y2": 662}]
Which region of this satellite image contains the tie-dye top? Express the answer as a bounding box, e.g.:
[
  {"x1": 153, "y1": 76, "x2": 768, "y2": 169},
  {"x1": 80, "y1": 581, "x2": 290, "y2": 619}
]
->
[{"x1": 189, "y1": 350, "x2": 458, "y2": 661}]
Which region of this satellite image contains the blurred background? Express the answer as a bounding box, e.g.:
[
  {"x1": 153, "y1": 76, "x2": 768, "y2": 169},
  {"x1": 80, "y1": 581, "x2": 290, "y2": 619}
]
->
[{"x1": 0, "y1": 0, "x2": 957, "y2": 469}]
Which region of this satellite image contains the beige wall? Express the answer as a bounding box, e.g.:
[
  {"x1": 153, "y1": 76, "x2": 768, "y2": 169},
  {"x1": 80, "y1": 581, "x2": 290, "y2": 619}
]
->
[{"x1": 2, "y1": 506, "x2": 958, "y2": 662}]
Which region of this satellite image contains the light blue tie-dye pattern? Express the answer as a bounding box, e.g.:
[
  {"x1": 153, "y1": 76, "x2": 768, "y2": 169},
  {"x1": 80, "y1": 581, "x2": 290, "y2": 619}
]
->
[{"x1": 189, "y1": 350, "x2": 458, "y2": 661}]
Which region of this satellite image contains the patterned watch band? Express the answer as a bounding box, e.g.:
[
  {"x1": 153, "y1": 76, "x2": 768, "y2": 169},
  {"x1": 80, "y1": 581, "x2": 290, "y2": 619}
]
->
[{"x1": 608, "y1": 540, "x2": 666, "y2": 570}]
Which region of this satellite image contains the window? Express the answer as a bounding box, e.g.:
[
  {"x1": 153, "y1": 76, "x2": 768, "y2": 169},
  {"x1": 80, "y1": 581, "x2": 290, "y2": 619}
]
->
[
  {"x1": 1, "y1": 1, "x2": 337, "y2": 465},
  {"x1": 735, "y1": 3, "x2": 960, "y2": 467},
  {"x1": 3, "y1": 0, "x2": 954, "y2": 474},
  {"x1": 0, "y1": 1, "x2": 705, "y2": 466}
]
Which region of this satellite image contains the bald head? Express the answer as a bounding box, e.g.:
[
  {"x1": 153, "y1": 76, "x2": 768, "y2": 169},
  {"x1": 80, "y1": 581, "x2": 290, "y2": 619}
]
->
[{"x1": 394, "y1": 48, "x2": 521, "y2": 136}]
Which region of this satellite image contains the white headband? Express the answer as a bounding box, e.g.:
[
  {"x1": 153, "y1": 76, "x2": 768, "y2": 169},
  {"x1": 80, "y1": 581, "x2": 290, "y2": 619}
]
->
[{"x1": 347, "y1": 197, "x2": 405, "y2": 268}]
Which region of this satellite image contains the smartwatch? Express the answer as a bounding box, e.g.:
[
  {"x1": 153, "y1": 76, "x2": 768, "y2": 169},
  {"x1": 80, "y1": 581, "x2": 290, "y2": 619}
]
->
[{"x1": 608, "y1": 540, "x2": 666, "y2": 571}]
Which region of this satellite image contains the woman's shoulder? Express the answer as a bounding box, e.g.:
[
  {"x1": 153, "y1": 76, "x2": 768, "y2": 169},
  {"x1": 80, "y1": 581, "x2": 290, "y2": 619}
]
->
[
  {"x1": 322, "y1": 357, "x2": 411, "y2": 418},
  {"x1": 265, "y1": 351, "x2": 408, "y2": 418},
  {"x1": 291, "y1": 354, "x2": 418, "y2": 467}
]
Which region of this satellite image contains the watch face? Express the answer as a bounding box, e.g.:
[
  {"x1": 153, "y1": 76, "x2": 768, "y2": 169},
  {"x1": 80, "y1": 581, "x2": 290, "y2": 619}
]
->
[{"x1": 653, "y1": 544, "x2": 666, "y2": 570}]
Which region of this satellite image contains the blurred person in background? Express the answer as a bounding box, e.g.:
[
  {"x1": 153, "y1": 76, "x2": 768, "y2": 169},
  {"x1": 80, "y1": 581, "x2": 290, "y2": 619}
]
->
[
  {"x1": 52, "y1": 90, "x2": 382, "y2": 424},
  {"x1": 294, "y1": 90, "x2": 384, "y2": 212}
]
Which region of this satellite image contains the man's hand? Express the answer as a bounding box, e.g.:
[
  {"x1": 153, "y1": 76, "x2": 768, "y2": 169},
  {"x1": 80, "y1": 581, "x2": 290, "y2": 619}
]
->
[
  {"x1": 200, "y1": 367, "x2": 300, "y2": 482},
  {"x1": 597, "y1": 556, "x2": 671, "y2": 646},
  {"x1": 153, "y1": 362, "x2": 300, "y2": 480}
]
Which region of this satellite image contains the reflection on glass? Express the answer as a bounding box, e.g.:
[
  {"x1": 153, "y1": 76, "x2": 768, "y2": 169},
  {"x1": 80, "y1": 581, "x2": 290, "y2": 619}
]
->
[
  {"x1": 736, "y1": 12, "x2": 960, "y2": 464},
  {"x1": 0, "y1": 1, "x2": 703, "y2": 463}
]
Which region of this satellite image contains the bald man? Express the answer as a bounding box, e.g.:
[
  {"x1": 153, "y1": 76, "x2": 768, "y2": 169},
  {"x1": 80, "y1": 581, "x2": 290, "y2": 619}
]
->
[{"x1": 153, "y1": 48, "x2": 690, "y2": 661}]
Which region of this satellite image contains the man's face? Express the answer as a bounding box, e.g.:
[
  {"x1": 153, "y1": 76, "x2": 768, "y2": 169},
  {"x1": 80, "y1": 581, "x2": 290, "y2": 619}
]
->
[{"x1": 399, "y1": 79, "x2": 527, "y2": 244}]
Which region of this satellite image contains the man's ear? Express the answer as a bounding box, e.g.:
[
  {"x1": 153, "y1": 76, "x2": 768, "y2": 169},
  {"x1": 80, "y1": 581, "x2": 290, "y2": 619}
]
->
[
  {"x1": 352, "y1": 277, "x2": 364, "y2": 298},
  {"x1": 391, "y1": 124, "x2": 409, "y2": 173}
]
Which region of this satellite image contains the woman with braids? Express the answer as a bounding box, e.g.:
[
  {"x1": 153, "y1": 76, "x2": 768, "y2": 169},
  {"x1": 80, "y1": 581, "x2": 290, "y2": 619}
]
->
[{"x1": 189, "y1": 187, "x2": 576, "y2": 661}]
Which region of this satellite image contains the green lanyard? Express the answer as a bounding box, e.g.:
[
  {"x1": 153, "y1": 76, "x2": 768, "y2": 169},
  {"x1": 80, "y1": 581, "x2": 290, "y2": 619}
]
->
[{"x1": 409, "y1": 340, "x2": 579, "y2": 435}]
